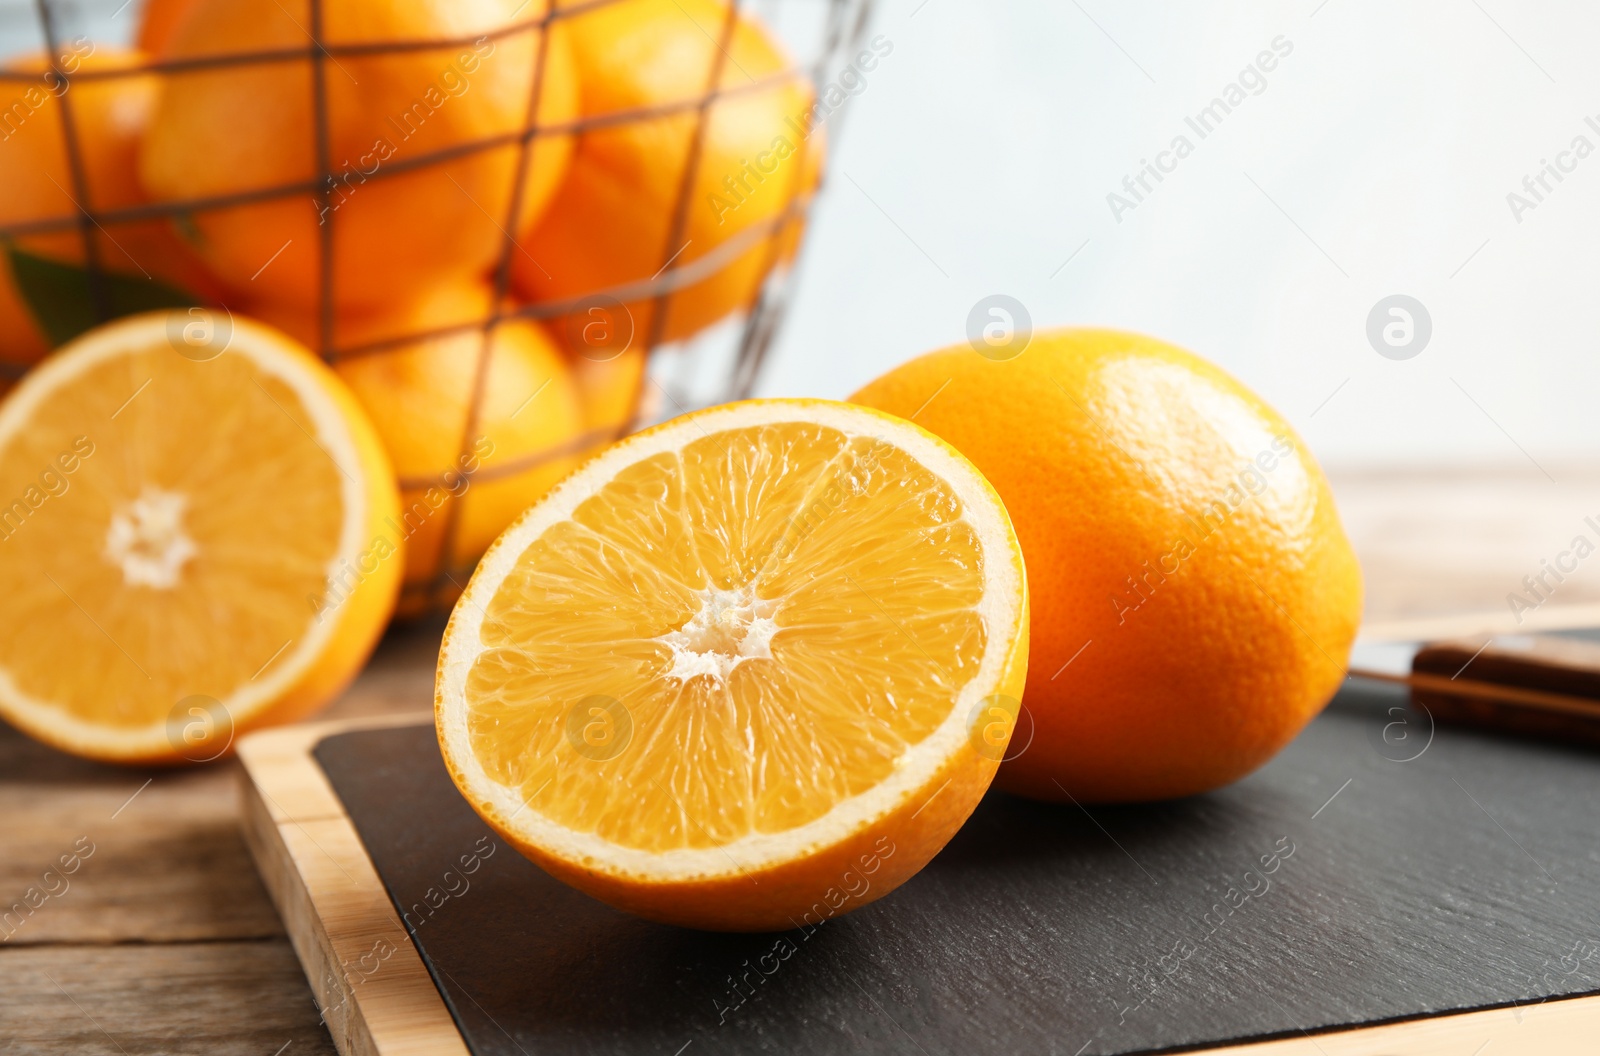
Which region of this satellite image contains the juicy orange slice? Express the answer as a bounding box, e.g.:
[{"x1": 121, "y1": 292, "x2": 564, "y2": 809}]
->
[
  {"x1": 436, "y1": 399, "x2": 1028, "y2": 930},
  {"x1": 0, "y1": 312, "x2": 401, "y2": 762}
]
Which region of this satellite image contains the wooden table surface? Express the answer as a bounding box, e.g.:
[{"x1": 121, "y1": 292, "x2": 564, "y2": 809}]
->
[{"x1": 3, "y1": 464, "x2": 1597, "y2": 1055}]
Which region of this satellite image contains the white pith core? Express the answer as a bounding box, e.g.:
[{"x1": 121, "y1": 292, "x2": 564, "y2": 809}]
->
[
  {"x1": 658, "y1": 583, "x2": 778, "y2": 683},
  {"x1": 104, "y1": 488, "x2": 197, "y2": 589}
]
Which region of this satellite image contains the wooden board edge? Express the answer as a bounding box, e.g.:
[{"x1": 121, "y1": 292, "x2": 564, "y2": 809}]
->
[
  {"x1": 238, "y1": 715, "x2": 469, "y2": 1056},
  {"x1": 236, "y1": 712, "x2": 432, "y2": 818},
  {"x1": 1190, "y1": 991, "x2": 1600, "y2": 1054}
]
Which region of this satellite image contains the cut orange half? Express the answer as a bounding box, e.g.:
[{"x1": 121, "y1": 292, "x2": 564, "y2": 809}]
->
[
  {"x1": 0, "y1": 311, "x2": 401, "y2": 763},
  {"x1": 436, "y1": 399, "x2": 1029, "y2": 931}
]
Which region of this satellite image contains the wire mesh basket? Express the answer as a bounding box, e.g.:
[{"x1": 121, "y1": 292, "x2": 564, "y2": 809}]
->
[{"x1": 0, "y1": 0, "x2": 876, "y2": 614}]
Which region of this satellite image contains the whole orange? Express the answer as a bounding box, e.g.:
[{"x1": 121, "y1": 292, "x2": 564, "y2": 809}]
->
[
  {"x1": 851, "y1": 329, "x2": 1362, "y2": 803},
  {"x1": 0, "y1": 46, "x2": 222, "y2": 374},
  {"x1": 248, "y1": 282, "x2": 585, "y2": 616},
  {"x1": 140, "y1": 0, "x2": 577, "y2": 310},
  {"x1": 514, "y1": 0, "x2": 821, "y2": 346}
]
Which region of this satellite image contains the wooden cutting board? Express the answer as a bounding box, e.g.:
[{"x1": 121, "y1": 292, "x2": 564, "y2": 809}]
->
[{"x1": 238, "y1": 615, "x2": 1600, "y2": 1056}]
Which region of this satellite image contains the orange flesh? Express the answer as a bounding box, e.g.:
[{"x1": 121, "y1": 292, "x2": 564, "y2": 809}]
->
[
  {"x1": 464, "y1": 422, "x2": 989, "y2": 852},
  {"x1": 0, "y1": 347, "x2": 344, "y2": 727}
]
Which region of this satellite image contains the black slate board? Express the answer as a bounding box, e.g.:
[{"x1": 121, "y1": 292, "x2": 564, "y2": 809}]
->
[{"x1": 314, "y1": 680, "x2": 1600, "y2": 1056}]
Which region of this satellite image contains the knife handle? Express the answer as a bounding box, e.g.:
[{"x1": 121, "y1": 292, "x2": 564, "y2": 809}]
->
[{"x1": 1411, "y1": 632, "x2": 1600, "y2": 745}]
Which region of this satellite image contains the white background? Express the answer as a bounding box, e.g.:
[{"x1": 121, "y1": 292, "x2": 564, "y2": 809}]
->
[{"x1": 764, "y1": 0, "x2": 1600, "y2": 471}]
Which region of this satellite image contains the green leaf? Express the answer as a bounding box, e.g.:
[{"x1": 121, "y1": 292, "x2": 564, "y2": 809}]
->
[{"x1": 6, "y1": 244, "x2": 202, "y2": 348}]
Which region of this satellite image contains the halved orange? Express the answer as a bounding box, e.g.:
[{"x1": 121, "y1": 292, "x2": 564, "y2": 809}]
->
[
  {"x1": 0, "y1": 311, "x2": 401, "y2": 763},
  {"x1": 436, "y1": 399, "x2": 1029, "y2": 930}
]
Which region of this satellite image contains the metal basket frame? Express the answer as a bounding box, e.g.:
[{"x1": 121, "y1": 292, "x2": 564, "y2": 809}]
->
[{"x1": 3, "y1": 0, "x2": 875, "y2": 610}]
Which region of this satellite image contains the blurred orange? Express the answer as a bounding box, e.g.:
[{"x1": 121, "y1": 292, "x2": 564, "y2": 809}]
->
[
  {"x1": 248, "y1": 281, "x2": 586, "y2": 616},
  {"x1": 515, "y1": 0, "x2": 821, "y2": 346},
  {"x1": 136, "y1": 0, "x2": 201, "y2": 54},
  {"x1": 141, "y1": 0, "x2": 578, "y2": 310},
  {"x1": 541, "y1": 295, "x2": 651, "y2": 432},
  {"x1": 0, "y1": 45, "x2": 222, "y2": 375},
  {"x1": 566, "y1": 344, "x2": 648, "y2": 433}
]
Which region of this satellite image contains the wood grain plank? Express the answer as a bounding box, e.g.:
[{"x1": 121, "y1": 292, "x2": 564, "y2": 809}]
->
[
  {"x1": 1328, "y1": 464, "x2": 1600, "y2": 622},
  {"x1": 0, "y1": 622, "x2": 445, "y2": 948},
  {"x1": 0, "y1": 623, "x2": 444, "y2": 1051},
  {"x1": 0, "y1": 940, "x2": 337, "y2": 1056},
  {"x1": 0, "y1": 733, "x2": 282, "y2": 945}
]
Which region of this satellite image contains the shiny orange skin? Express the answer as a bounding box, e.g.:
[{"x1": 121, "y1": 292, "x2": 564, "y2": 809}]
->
[
  {"x1": 0, "y1": 47, "x2": 223, "y2": 374},
  {"x1": 514, "y1": 0, "x2": 820, "y2": 346},
  {"x1": 851, "y1": 329, "x2": 1363, "y2": 803},
  {"x1": 140, "y1": 0, "x2": 577, "y2": 310}
]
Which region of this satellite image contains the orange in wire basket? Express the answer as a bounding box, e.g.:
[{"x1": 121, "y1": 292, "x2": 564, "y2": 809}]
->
[
  {"x1": 249, "y1": 283, "x2": 586, "y2": 617},
  {"x1": 136, "y1": 0, "x2": 201, "y2": 54},
  {"x1": 560, "y1": 340, "x2": 649, "y2": 434},
  {"x1": 0, "y1": 312, "x2": 400, "y2": 763},
  {"x1": 515, "y1": 0, "x2": 822, "y2": 346},
  {"x1": 436, "y1": 399, "x2": 1029, "y2": 930},
  {"x1": 140, "y1": 0, "x2": 578, "y2": 309},
  {"x1": 0, "y1": 47, "x2": 222, "y2": 373}
]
